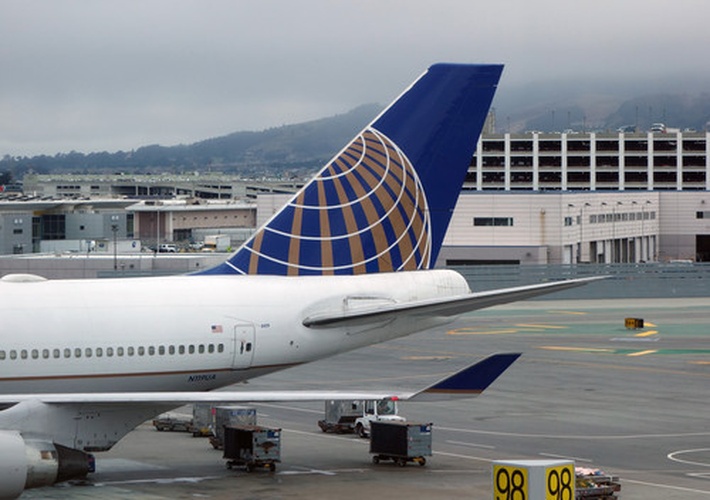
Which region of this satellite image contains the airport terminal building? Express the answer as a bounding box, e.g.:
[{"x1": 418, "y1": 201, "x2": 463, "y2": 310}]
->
[
  {"x1": 2, "y1": 130, "x2": 710, "y2": 272},
  {"x1": 436, "y1": 130, "x2": 710, "y2": 265}
]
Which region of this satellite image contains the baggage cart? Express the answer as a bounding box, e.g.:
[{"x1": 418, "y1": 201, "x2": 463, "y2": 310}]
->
[
  {"x1": 209, "y1": 405, "x2": 257, "y2": 449},
  {"x1": 223, "y1": 425, "x2": 281, "y2": 472},
  {"x1": 369, "y1": 421, "x2": 432, "y2": 467},
  {"x1": 576, "y1": 469, "x2": 621, "y2": 499}
]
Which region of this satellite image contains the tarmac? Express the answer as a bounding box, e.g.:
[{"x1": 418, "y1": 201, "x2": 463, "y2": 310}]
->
[{"x1": 22, "y1": 297, "x2": 710, "y2": 499}]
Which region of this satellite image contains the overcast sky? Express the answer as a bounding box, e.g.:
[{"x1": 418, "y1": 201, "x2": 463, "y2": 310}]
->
[{"x1": 2, "y1": 0, "x2": 708, "y2": 157}]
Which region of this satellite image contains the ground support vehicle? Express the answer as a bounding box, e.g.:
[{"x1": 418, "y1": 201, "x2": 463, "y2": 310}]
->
[
  {"x1": 209, "y1": 405, "x2": 257, "y2": 449},
  {"x1": 223, "y1": 425, "x2": 281, "y2": 472},
  {"x1": 317, "y1": 400, "x2": 365, "y2": 434},
  {"x1": 201, "y1": 234, "x2": 230, "y2": 252},
  {"x1": 318, "y1": 399, "x2": 404, "y2": 437},
  {"x1": 152, "y1": 412, "x2": 193, "y2": 432},
  {"x1": 370, "y1": 421, "x2": 432, "y2": 467}
]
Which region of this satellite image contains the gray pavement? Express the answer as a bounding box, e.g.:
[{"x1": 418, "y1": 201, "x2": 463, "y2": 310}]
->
[{"x1": 23, "y1": 298, "x2": 710, "y2": 498}]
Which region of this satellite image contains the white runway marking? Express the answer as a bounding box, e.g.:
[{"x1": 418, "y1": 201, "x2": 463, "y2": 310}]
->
[{"x1": 668, "y1": 448, "x2": 710, "y2": 468}]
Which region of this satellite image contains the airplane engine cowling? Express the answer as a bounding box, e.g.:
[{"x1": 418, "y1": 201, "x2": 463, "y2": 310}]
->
[
  {"x1": 0, "y1": 431, "x2": 26, "y2": 499},
  {"x1": 0, "y1": 431, "x2": 93, "y2": 499}
]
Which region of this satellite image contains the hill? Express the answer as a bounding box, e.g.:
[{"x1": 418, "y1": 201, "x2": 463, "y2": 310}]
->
[
  {"x1": 0, "y1": 104, "x2": 382, "y2": 178},
  {"x1": 2, "y1": 84, "x2": 710, "y2": 181}
]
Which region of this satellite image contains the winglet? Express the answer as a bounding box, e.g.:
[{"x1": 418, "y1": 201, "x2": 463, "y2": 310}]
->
[{"x1": 408, "y1": 353, "x2": 521, "y2": 402}]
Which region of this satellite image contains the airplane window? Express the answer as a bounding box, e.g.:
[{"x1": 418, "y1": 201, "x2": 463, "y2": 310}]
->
[
  {"x1": 107, "y1": 347, "x2": 114, "y2": 357},
  {"x1": 127, "y1": 347, "x2": 134, "y2": 356},
  {"x1": 96, "y1": 348, "x2": 103, "y2": 357},
  {"x1": 148, "y1": 346, "x2": 155, "y2": 356},
  {"x1": 85, "y1": 348, "x2": 92, "y2": 358},
  {"x1": 119, "y1": 347, "x2": 126, "y2": 356},
  {"x1": 245, "y1": 343, "x2": 252, "y2": 352},
  {"x1": 178, "y1": 345, "x2": 185, "y2": 354},
  {"x1": 42, "y1": 349, "x2": 49, "y2": 359},
  {"x1": 208, "y1": 344, "x2": 214, "y2": 353},
  {"x1": 218, "y1": 344, "x2": 224, "y2": 353},
  {"x1": 53, "y1": 349, "x2": 60, "y2": 358},
  {"x1": 64, "y1": 349, "x2": 71, "y2": 358},
  {"x1": 21, "y1": 350, "x2": 28, "y2": 359},
  {"x1": 10, "y1": 350, "x2": 17, "y2": 360},
  {"x1": 189, "y1": 345, "x2": 195, "y2": 354},
  {"x1": 0, "y1": 351, "x2": 5, "y2": 360},
  {"x1": 75, "y1": 348, "x2": 81, "y2": 358},
  {"x1": 138, "y1": 346, "x2": 145, "y2": 356},
  {"x1": 31, "y1": 349, "x2": 39, "y2": 359},
  {"x1": 158, "y1": 346, "x2": 165, "y2": 355},
  {"x1": 198, "y1": 345, "x2": 205, "y2": 354},
  {"x1": 168, "y1": 346, "x2": 175, "y2": 355}
]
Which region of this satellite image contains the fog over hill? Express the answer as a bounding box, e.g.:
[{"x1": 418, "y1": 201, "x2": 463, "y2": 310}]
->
[
  {"x1": 494, "y1": 76, "x2": 710, "y2": 133},
  {"x1": 2, "y1": 80, "x2": 709, "y2": 180}
]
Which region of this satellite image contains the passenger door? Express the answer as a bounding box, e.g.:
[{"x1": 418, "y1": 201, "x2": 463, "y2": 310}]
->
[{"x1": 232, "y1": 323, "x2": 255, "y2": 369}]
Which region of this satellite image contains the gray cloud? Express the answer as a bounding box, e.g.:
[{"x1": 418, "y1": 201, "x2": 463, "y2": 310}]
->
[{"x1": 2, "y1": 0, "x2": 709, "y2": 156}]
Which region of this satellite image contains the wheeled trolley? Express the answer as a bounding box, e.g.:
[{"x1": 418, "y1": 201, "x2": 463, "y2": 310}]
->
[
  {"x1": 370, "y1": 421, "x2": 432, "y2": 467},
  {"x1": 209, "y1": 406, "x2": 257, "y2": 449},
  {"x1": 223, "y1": 425, "x2": 281, "y2": 472}
]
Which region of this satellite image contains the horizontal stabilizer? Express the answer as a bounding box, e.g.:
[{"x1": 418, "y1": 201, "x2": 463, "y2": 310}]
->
[
  {"x1": 303, "y1": 276, "x2": 606, "y2": 328},
  {"x1": 409, "y1": 353, "x2": 521, "y2": 402}
]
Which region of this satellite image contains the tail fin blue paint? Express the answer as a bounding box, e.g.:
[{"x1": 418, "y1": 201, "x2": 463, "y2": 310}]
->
[{"x1": 202, "y1": 63, "x2": 503, "y2": 276}]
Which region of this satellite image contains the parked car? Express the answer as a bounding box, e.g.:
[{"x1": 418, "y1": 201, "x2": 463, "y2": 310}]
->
[{"x1": 158, "y1": 244, "x2": 178, "y2": 253}]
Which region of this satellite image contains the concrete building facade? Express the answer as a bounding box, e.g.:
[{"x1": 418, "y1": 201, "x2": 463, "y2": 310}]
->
[
  {"x1": 438, "y1": 192, "x2": 660, "y2": 266},
  {"x1": 129, "y1": 199, "x2": 256, "y2": 247},
  {"x1": 430, "y1": 130, "x2": 710, "y2": 265},
  {"x1": 468, "y1": 131, "x2": 710, "y2": 192}
]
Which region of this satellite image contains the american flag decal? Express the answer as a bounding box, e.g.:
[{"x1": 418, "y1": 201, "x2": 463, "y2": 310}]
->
[{"x1": 211, "y1": 325, "x2": 223, "y2": 333}]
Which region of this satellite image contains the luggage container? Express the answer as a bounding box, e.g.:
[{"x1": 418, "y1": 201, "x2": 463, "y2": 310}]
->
[
  {"x1": 209, "y1": 406, "x2": 257, "y2": 449},
  {"x1": 191, "y1": 403, "x2": 213, "y2": 437},
  {"x1": 223, "y1": 425, "x2": 281, "y2": 472},
  {"x1": 369, "y1": 421, "x2": 432, "y2": 467}
]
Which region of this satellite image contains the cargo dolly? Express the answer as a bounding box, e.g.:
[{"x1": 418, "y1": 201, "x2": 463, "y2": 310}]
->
[
  {"x1": 370, "y1": 421, "x2": 432, "y2": 467},
  {"x1": 223, "y1": 425, "x2": 281, "y2": 472}
]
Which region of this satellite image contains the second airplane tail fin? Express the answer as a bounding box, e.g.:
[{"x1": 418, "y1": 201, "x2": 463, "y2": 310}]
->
[{"x1": 202, "y1": 63, "x2": 503, "y2": 276}]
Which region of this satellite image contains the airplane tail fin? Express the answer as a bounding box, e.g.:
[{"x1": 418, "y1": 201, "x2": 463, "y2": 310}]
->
[
  {"x1": 406, "y1": 353, "x2": 521, "y2": 402},
  {"x1": 202, "y1": 63, "x2": 503, "y2": 275}
]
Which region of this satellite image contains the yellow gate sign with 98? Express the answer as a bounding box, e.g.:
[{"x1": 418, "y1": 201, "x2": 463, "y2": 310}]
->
[
  {"x1": 545, "y1": 463, "x2": 575, "y2": 500},
  {"x1": 493, "y1": 464, "x2": 528, "y2": 499},
  {"x1": 493, "y1": 460, "x2": 575, "y2": 500}
]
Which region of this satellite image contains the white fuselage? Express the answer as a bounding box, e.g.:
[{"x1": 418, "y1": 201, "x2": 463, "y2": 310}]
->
[{"x1": 0, "y1": 270, "x2": 470, "y2": 395}]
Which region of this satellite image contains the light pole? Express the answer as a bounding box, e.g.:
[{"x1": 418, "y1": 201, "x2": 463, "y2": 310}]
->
[
  {"x1": 600, "y1": 202, "x2": 608, "y2": 263},
  {"x1": 580, "y1": 202, "x2": 590, "y2": 263},
  {"x1": 642, "y1": 200, "x2": 651, "y2": 262},
  {"x1": 613, "y1": 201, "x2": 622, "y2": 263},
  {"x1": 567, "y1": 203, "x2": 575, "y2": 264},
  {"x1": 111, "y1": 224, "x2": 118, "y2": 271},
  {"x1": 631, "y1": 201, "x2": 638, "y2": 262}
]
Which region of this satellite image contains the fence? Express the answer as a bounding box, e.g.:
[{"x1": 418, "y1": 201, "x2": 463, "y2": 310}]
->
[{"x1": 448, "y1": 263, "x2": 710, "y2": 300}]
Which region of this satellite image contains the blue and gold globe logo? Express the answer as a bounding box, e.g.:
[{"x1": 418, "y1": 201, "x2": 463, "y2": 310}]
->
[{"x1": 234, "y1": 128, "x2": 431, "y2": 275}]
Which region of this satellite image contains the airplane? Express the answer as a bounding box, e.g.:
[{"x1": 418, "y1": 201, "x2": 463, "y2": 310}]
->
[{"x1": 0, "y1": 63, "x2": 598, "y2": 497}]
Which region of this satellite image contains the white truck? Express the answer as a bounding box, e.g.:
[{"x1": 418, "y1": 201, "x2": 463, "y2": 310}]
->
[
  {"x1": 201, "y1": 234, "x2": 230, "y2": 252},
  {"x1": 318, "y1": 399, "x2": 405, "y2": 438}
]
